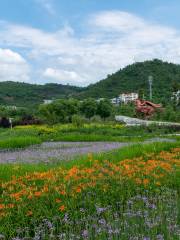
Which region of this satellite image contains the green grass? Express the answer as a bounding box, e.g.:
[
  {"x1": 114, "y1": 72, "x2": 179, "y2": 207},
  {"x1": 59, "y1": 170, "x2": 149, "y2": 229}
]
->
[
  {"x1": 0, "y1": 136, "x2": 41, "y2": 150},
  {"x1": 0, "y1": 123, "x2": 179, "y2": 150}
]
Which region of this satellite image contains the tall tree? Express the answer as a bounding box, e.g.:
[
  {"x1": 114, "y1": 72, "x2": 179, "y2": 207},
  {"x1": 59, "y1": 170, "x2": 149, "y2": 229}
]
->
[
  {"x1": 80, "y1": 98, "x2": 97, "y2": 119},
  {"x1": 97, "y1": 99, "x2": 113, "y2": 120}
]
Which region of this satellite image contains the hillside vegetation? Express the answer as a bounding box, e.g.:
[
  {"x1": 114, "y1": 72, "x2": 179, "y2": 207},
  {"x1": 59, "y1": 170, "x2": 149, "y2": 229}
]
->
[
  {"x1": 0, "y1": 82, "x2": 82, "y2": 107},
  {"x1": 0, "y1": 59, "x2": 180, "y2": 107},
  {"x1": 77, "y1": 59, "x2": 180, "y2": 104}
]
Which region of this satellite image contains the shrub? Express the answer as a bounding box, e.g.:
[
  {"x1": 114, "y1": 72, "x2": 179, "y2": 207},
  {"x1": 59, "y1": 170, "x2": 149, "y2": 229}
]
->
[{"x1": 71, "y1": 115, "x2": 85, "y2": 127}]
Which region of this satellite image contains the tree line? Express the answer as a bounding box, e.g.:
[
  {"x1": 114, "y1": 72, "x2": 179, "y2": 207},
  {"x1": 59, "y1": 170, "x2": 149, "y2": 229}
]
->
[
  {"x1": 39, "y1": 98, "x2": 113, "y2": 124},
  {"x1": 0, "y1": 96, "x2": 179, "y2": 128}
]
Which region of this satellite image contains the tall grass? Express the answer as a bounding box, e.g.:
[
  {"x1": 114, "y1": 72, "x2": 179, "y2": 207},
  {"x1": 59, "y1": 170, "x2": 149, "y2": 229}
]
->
[
  {"x1": 0, "y1": 123, "x2": 179, "y2": 149},
  {"x1": 0, "y1": 136, "x2": 41, "y2": 150}
]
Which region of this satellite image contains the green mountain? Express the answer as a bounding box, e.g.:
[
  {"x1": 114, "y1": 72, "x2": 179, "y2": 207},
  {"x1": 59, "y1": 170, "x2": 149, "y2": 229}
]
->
[
  {"x1": 77, "y1": 59, "x2": 180, "y2": 104},
  {"x1": 0, "y1": 59, "x2": 180, "y2": 107},
  {"x1": 0, "y1": 82, "x2": 82, "y2": 107}
]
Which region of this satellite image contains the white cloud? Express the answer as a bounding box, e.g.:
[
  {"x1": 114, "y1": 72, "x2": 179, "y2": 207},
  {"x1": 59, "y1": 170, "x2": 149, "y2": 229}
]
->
[
  {"x1": 1, "y1": 11, "x2": 180, "y2": 85},
  {"x1": 90, "y1": 11, "x2": 145, "y2": 32},
  {"x1": 43, "y1": 68, "x2": 85, "y2": 85},
  {"x1": 35, "y1": 0, "x2": 56, "y2": 16},
  {"x1": 0, "y1": 49, "x2": 30, "y2": 82}
]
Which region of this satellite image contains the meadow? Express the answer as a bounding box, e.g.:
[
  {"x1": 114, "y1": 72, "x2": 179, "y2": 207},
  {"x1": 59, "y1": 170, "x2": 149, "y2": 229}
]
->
[
  {"x1": 0, "y1": 123, "x2": 180, "y2": 239},
  {"x1": 0, "y1": 123, "x2": 179, "y2": 150}
]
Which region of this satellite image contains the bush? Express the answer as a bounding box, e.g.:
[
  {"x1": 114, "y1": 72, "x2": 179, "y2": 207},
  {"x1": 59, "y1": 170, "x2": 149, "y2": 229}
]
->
[
  {"x1": 71, "y1": 115, "x2": 85, "y2": 127},
  {"x1": 0, "y1": 117, "x2": 11, "y2": 128}
]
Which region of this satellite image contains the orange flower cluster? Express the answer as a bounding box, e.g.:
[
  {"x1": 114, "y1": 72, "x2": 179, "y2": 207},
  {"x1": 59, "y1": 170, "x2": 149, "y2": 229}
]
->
[{"x1": 0, "y1": 148, "x2": 179, "y2": 218}]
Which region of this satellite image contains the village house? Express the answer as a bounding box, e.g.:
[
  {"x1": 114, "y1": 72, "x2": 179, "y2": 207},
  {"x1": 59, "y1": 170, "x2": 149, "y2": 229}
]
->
[
  {"x1": 111, "y1": 93, "x2": 138, "y2": 105},
  {"x1": 171, "y1": 90, "x2": 180, "y2": 104},
  {"x1": 43, "y1": 99, "x2": 54, "y2": 104}
]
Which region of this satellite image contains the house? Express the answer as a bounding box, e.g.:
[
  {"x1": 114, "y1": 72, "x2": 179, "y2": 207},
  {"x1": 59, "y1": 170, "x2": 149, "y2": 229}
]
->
[
  {"x1": 110, "y1": 93, "x2": 138, "y2": 105},
  {"x1": 6, "y1": 105, "x2": 17, "y2": 110},
  {"x1": 171, "y1": 90, "x2": 180, "y2": 104},
  {"x1": 43, "y1": 99, "x2": 53, "y2": 104},
  {"x1": 119, "y1": 93, "x2": 138, "y2": 104},
  {"x1": 111, "y1": 97, "x2": 120, "y2": 105}
]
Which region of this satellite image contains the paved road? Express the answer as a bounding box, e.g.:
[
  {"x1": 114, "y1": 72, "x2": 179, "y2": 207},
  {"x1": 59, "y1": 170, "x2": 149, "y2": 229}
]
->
[{"x1": 0, "y1": 138, "x2": 176, "y2": 164}]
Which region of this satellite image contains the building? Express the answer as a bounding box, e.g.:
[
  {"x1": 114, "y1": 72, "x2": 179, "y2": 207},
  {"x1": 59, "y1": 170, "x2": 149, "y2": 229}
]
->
[
  {"x1": 43, "y1": 99, "x2": 53, "y2": 104},
  {"x1": 171, "y1": 90, "x2": 180, "y2": 104},
  {"x1": 6, "y1": 105, "x2": 17, "y2": 110},
  {"x1": 119, "y1": 93, "x2": 138, "y2": 104},
  {"x1": 110, "y1": 93, "x2": 138, "y2": 105},
  {"x1": 111, "y1": 97, "x2": 120, "y2": 105}
]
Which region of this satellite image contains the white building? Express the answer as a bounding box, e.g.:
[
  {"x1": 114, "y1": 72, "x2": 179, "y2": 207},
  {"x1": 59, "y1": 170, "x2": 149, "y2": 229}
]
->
[
  {"x1": 111, "y1": 97, "x2": 120, "y2": 105},
  {"x1": 119, "y1": 93, "x2": 138, "y2": 104},
  {"x1": 43, "y1": 99, "x2": 53, "y2": 104},
  {"x1": 171, "y1": 90, "x2": 180, "y2": 104}
]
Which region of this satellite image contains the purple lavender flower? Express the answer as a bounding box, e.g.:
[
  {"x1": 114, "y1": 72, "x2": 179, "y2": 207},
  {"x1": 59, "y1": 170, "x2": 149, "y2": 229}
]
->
[
  {"x1": 98, "y1": 218, "x2": 106, "y2": 225},
  {"x1": 96, "y1": 206, "x2": 107, "y2": 214},
  {"x1": 156, "y1": 234, "x2": 164, "y2": 240},
  {"x1": 82, "y1": 230, "x2": 88, "y2": 239}
]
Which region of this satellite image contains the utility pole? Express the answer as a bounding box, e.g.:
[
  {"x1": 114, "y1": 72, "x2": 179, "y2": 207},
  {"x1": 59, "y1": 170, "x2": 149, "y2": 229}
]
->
[{"x1": 148, "y1": 76, "x2": 153, "y2": 100}]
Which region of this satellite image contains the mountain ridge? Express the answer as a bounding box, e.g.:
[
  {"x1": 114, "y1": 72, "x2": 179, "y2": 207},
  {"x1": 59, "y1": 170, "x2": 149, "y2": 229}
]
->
[
  {"x1": 0, "y1": 59, "x2": 180, "y2": 107},
  {"x1": 76, "y1": 59, "x2": 180, "y2": 104}
]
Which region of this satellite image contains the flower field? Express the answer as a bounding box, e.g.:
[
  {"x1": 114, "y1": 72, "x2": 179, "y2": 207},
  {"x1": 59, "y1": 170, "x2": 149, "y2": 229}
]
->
[{"x1": 0, "y1": 145, "x2": 180, "y2": 239}]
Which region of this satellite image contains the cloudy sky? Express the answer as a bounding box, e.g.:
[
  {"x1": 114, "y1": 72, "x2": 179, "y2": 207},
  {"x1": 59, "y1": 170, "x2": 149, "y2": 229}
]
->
[{"x1": 0, "y1": 0, "x2": 180, "y2": 86}]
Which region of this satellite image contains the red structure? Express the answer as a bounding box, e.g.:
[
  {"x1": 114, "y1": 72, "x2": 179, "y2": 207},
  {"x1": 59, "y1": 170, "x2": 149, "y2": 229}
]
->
[{"x1": 135, "y1": 99, "x2": 163, "y2": 119}]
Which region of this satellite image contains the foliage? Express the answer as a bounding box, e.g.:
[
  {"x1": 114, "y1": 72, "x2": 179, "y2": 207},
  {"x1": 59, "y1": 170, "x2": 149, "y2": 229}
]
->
[
  {"x1": 80, "y1": 98, "x2": 98, "y2": 119},
  {"x1": 0, "y1": 117, "x2": 11, "y2": 128},
  {"x1": 39, "y1": 99, "x2": 79, "y2": 124},
  {"x1": 96, "y1": 99, "x2": 113, "y2": 119},
  {"x1": 152, "y1": 105, "x2": 180, "y2": 122},
  {"x1": 78, "y1": 59, "x2": 180, "y2": 104},
  {"x1": 0, "y1": 136, "x2": 41, "y2": 149},
  {"x1": 1, "y1": 60, "x2": 180, "y2": 108},
  {"x1": 0, "y1": 81, "x2": 82, "y2": 107},
  {"x1": 71, "y1": 115, "x2": 85, "y2": 127},
  {"x1": 115, "y1": 103, "x2": 135, "y2": 118},
  {"x1": 0, "y1": 123, "x2": 179, "y2": 149}
]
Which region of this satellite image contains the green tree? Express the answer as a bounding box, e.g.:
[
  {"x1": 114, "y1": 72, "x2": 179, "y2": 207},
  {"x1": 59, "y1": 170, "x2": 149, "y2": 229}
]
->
[
  {"x1": 39, "y1": 101, "x2": 65, "y2": 124},
  {"x1": 138, "y1": 89, "x2": 145, "y2": 99},
  {"x1": 97, "y1": 99, "x2": 113, "y2": 120},
  {"x1": 38, "y1": 99, "x2": 79, "y2": 124},
  {"x1": 80, "y1": 98, "x2": 97, "y2": 119},
  {"x1": 171, "y1": 81, "x2": 180, "y2": 92}
]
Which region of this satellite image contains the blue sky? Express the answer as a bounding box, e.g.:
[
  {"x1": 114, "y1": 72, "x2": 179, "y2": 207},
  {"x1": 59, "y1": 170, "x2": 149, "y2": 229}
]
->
[{"x1": 0, "y1": 0, "x2": 180, "y2": 85}]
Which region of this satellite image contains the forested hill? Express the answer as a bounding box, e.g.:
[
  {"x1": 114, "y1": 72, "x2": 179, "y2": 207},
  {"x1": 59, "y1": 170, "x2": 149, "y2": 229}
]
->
[
  {"x1": 76, "y1": 59, "x2": 180, "y2": 104},
  {"x1": 0, "y1": 82, "x2": 82, "y2": 107},
  {"x1": 0, "y1": 60, "x2": 180, "y2": 107}
]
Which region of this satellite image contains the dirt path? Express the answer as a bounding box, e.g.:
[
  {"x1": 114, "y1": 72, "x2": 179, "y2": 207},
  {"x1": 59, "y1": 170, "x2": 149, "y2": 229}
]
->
[{"x1": 0, "y1": 138, "x2": 176, "y2": 164}]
